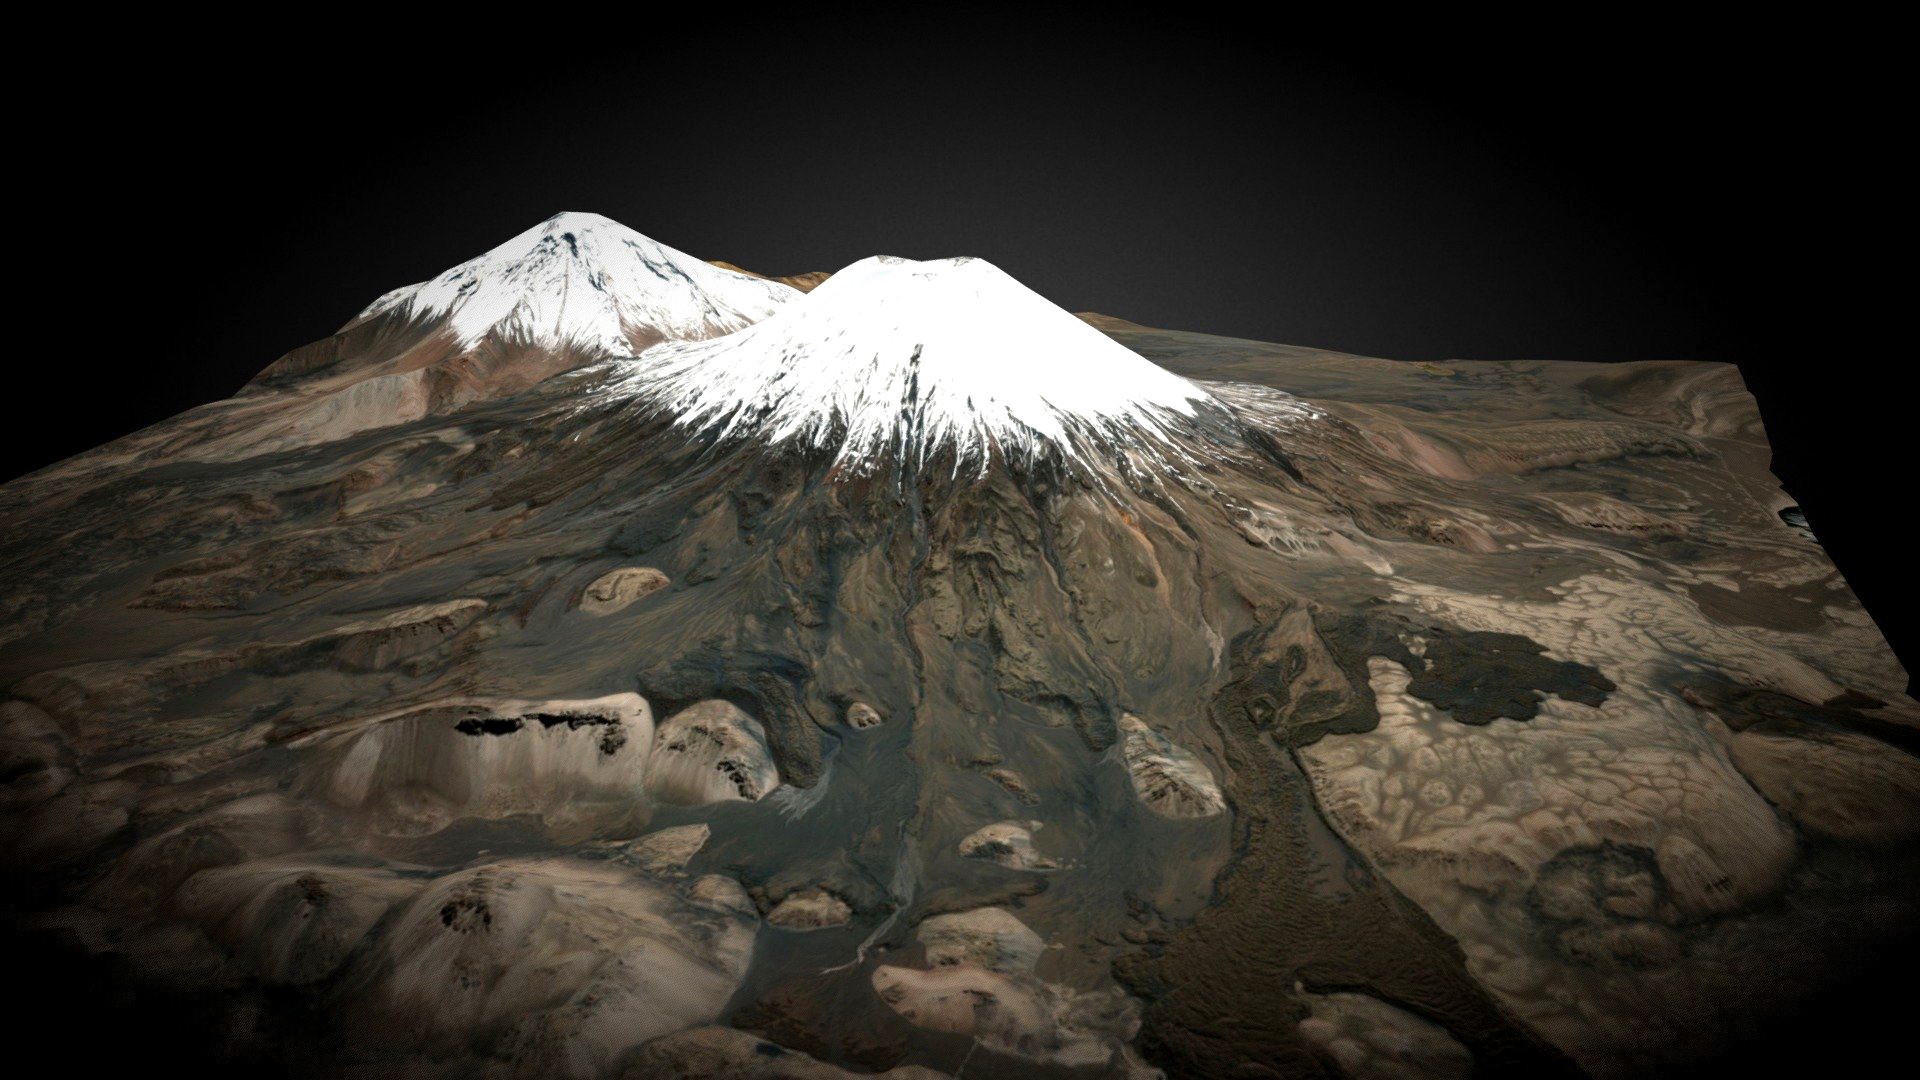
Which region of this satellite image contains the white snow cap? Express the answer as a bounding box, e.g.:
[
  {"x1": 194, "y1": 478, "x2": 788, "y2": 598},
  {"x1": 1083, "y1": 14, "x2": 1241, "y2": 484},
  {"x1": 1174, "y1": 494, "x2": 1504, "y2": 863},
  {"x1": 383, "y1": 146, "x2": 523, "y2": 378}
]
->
[
  {"x1": 610, "y1": 255, "x2": 1220, "y2": 475},
  {"x1": 357, "y1": 212, "x2": 796, "y2": 354}
]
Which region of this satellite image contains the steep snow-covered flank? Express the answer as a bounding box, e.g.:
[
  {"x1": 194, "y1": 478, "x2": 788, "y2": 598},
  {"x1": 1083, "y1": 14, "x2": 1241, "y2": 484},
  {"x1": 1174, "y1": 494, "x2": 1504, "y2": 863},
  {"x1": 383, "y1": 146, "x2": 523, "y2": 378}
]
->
[
  {"x1": 356, "y1": 212, "x2": 796, "y2": 355},
  {"x1": 609, "y1": 255, "x2": 1220, "y2": 474}
]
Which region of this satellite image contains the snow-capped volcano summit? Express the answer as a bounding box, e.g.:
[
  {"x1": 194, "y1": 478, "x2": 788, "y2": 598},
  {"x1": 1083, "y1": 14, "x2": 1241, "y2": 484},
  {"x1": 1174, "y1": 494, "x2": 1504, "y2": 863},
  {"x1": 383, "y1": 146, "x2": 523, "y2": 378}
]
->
[
  {"x1": 355, "y1": 211, "x2": 796, "y2": 356},
  {"x1": 610, "y1": 255, "x2": 1221, "y2": 475}
]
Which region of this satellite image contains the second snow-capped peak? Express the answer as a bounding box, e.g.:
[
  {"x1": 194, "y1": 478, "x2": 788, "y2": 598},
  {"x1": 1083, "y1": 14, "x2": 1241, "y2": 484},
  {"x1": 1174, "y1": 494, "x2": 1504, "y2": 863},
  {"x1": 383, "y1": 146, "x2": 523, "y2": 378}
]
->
[{"x1": 355, "y1": 212, "x2": 797, "y2": 355}]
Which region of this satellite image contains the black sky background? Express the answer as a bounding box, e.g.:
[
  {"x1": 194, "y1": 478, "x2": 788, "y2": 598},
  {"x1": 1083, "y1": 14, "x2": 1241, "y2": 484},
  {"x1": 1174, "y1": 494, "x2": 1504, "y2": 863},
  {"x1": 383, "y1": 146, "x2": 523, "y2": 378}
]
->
[{"x1": 6, "y1": 12, "x2": 1914, "y2": 1074}]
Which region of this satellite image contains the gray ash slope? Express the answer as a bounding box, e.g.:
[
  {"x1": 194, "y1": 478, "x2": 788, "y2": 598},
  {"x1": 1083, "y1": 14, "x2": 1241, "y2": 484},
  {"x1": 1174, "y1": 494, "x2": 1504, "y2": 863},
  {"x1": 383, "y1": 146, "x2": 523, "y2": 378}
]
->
[{"x1": 3, "y1": 214, "x2": 1918, "y2": 1080}]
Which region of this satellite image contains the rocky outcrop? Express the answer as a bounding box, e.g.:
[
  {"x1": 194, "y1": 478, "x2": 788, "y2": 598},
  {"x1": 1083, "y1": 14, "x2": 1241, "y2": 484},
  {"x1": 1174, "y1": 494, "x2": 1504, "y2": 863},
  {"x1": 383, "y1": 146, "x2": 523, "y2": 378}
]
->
[
  {"x1": 170, "y1": 857, "x2": 421, "y2": 986},
  {"x1": 628, "y1": 823, "x2": 711, "y2": 876},
  {"x1": 645, "y1": 700, "x2": 780, "y2": 805},
  {"x1": 304, "y1": 693, "x2": 652, "y2": 838},
  {"x1": 916, "y1": 906, "x2": 1045, "y2": 974},
  {"x1": 358, "y1": 858, "x2": 759, "y2": 1078},
  {"x1": 329, "y1": 599, "x2": 489, "y2": 670},
  {"x1": 871, "y1": 964, "x2": 1155, "y2": 1078},
  {"x1": 766, "y1": 887, "x2": 853, "y2": 931},
  {"x1": 578, "y1": 566, "x2": 669, "y2": 615},
  {"x1": 1298, "y1": 989, "x2": 1474, "y2": 1080},
  {"x1": 957, "y1": 821, "x2": 1059, "y2": 871},
  {"x1": 1717, "y1": 720, "x2": 1920, "y2": 844},
  {"x1": 89, "y1": 794, "x2": 307, "y2": 912},
  {"x1": 1117, "y1": 713, "x2": 1225, "y2": 818},
  {"x1": 1537, "y1": 492, "x2": 1684, "y2": 537}
]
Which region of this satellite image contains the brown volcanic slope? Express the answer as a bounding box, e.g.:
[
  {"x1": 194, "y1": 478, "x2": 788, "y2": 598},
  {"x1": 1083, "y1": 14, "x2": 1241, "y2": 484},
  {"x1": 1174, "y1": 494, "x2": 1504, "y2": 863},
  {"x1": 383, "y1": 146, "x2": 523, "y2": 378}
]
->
[
  {"x1": 3, "y1": 228, "x2": 1918, "y2": 1080},
  {"x1": 711, "y1": 259, "x2": 834, "y2": 293},
  {"x1": 1073, "y1": 312, "x2": 1152, "y2": 333}
]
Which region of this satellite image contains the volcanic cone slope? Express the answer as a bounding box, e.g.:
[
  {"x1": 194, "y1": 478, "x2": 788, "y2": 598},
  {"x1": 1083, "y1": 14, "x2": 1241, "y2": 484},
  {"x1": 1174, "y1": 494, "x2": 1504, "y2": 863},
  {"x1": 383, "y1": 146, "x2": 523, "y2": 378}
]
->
[{"x1": 606, "y1": 254, "x2": 1239, "y2": 478}]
